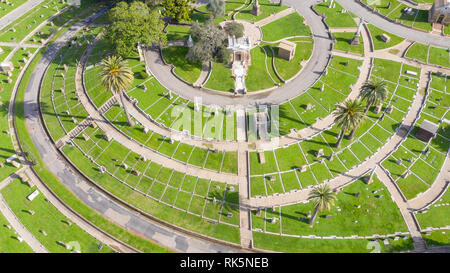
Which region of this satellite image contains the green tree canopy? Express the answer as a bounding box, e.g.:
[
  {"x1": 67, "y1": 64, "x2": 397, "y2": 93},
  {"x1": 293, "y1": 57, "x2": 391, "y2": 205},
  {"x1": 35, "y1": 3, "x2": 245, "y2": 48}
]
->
[
  {"x1": 224, "y1": 21, "x2": 244, "y2": 38},
  {"x1": 187, "y1": 20, "x2": 230, "y2": 64},
  {"x1": 308, "y1": 184, "x2": 337, "y2": 226},
  {"x1": 106, "y1": 1, "x2": 167, "y2": 57},
  {"x1": 207, "y1": 0, "x2": 225, "y2": 18},
  {"x1": 333, "y1": 99, "x2": 365, "y2": 147},
  {"x1": 100, "y1": 55, "x2": 136, "y2": 126},
  {"x1": 162, "y1": 0, "x2": 195, "y2": 23},
  {"x1": 360, "y1": 79, "x2": 388, "y2": 114}
]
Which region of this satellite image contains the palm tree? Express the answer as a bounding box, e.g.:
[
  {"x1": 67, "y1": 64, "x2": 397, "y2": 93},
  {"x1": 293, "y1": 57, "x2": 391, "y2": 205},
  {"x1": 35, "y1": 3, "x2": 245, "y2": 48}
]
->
[
  {"x1": 308, "y1": 184, "x2": 337, "y2": 226},
  {"x1": 333, "y1": 99, "x2": 365, "y2": 147},
  {"x1": 100, "y1": 55, "x2": 135, "y2": 126},
  {"x1": 360, "y1": 79, "x2": 388, "y2": 114}
]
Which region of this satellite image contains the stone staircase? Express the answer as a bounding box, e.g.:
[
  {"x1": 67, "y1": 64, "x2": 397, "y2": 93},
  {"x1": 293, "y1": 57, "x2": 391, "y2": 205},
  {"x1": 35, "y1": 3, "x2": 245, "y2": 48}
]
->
[
  {"x1": 55, "y1": 96, "x2": 118, "y2": 148},
  {"x1": 98, "y1": 95, "x2": 118, "y2": 115}
]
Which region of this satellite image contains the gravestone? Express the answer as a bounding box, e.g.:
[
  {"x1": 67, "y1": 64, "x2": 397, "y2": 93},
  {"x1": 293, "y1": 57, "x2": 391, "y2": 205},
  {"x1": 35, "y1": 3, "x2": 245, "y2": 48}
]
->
[
  {"x1": 374, "y1": 103, "x2": 382, "y2": 114},
  {"x1": 132, "y1": 169, "x2": 140, "y2": 176},
  {"x1": 380, "y1": 34, "x2": 391, "y2": 43},
  {"x1": 299, "y1": 165, "x2": 307, "y2": 173},
  {"x1": 315, "y1": 149, "x2": 324, "y2": 157},
  {"x1": 386, "y1": 105, "x2": 393, "y2": 114},
  {"x1": 256, "y1": 209, "x2": 261, "y2": 216},
  {"x1": 395, "y1": 158, "x2": 402, "y2": 165},
  {"x1": 251, "y1": 0, "x2": 261, "y2": 16},
  {"x1": 328, "y1": 152, "x2": 334, "y2": 161}
]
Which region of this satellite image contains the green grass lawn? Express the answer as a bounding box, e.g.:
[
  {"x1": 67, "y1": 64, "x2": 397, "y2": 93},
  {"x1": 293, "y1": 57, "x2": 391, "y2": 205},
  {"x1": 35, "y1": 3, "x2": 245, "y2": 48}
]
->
[
  {"x1": 235, "y1": 0, "x2": 288, "y2": 22},
  {"x1": 166, "y1": 24, "x2": 191, "y2": 41},
  {"x1": 162, "y1": 46, "x2": 202, "y2": 83},
  {"x1": 332, "y1": 32, "x2": 364, "y2": 55},
  {"x1": 2, "y1": 179, "x2": 114, "y2": 253},
  {"x1": 0, "y1": 209, "x2": 34, "y2": 253},
  {"x1": 261, "y1": 12, "x2": 311, "y2": 42},
  {"x1": 314, "y1": 0, "x2": 357, "y2": 28},
  {"x1": 246, "y1": 46, "x2": 276, "y2": 91},
  {"x1": 273, "y1": 39, "x2": 313, "y2": 80},
  {"x1": 428, "y1": 47, "x2": 450, "y2": 68},
  {"x1": 0, "y1": 0, "x2": 73, "y2": 43},
  {"x1": 0, "y1": 0, "x2": 27, "y2": 18},
  {"x1": 253, "y1": 231, "x2": 413, "y2": 253},
  {"x1": 15, "y1": 26, "x2": 171, "y2": 253},
  {"x1": 422, "y1": 230, "x2": 450, "y2": 247},
  {"x1": 367, "y1": 24, "x2": 404, "y2": 50},
  {"x1": 416, "y1": 187, "x2": 450, "y2": 229},
  {"x1": 405, "y1": 42, "x2": 428, "y2": 63},
  {"x1": 204, "y1": 62, "x2": 235, "y2": 92}
]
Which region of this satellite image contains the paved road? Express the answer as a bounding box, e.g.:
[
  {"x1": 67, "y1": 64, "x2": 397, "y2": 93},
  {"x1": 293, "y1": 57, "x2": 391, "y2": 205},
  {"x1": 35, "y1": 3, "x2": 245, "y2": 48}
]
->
[
  {"x1": 22, "y1": 8, "x2": 244, "y2": 254},
  {"x1": 0, "y1": 0, "x2": 45, "y2": 32},
  {"x1": 145, "y1": 0, "x2": 332, "y2": 106},
  {"x1": 335, "y1": 0, "x2": 450, "y2": 48}
]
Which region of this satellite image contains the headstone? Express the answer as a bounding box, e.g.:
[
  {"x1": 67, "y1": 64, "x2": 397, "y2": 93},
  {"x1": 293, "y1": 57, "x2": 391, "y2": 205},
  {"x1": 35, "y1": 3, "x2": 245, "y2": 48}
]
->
[
  {"x1": 401, "y1": 170, "x2": 410, "y2": 179},
  {"x1": 269, "y1": 176, "x2": 276, "y2": 182},
  {"x1": 354, "y1": 191, "x2": 360, "y2": 198},
  {"x1": 227, "y1": 212, "x2": 233, "y2": 218},
  {"x1": 380, "y1": 34, "x2": 391, "y2": 43},
  {"x1": 11, "y1": 160, "x2": 20, "y2": 168},
  {"x1": 328, "y1": 152, "x2": 334, "y2": 161},
  {"x1": 299, "y1": 165, "x2": 307, "y2": 173},
  {"x1": 315, "y1": 149, "x2": 324, "y2": 157},
  {"x1": 256, "y1": 209, "x2": 261, "y2": 216},
  {"x1": 386, "y1": 105, "x2": 393, "y2": 114},
  {"x1": 306, "y1": 103, "x2": 312, "y2": 110},
  {"x1": 132, "y1": 169, "x2": 140, "y2": 176},
  {"x1": 374, "y1": 103, "x2": 382, "y2": 114},
  {"x1": 395, "y1": 158, "x2": 402, "y2": 165},
  {"x1": 270, "y1": 217, "x2": 277, "y2": 224}
]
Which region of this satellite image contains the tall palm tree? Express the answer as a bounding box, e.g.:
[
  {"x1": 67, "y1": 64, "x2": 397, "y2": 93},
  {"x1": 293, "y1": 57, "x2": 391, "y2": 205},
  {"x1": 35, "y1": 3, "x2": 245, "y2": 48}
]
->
[
  {"x1": 333, "y1": 99, "x2": 365, "y2": 147},
  {"x1": 100, "y1": 55, "x2": 135, "y2": 126},
  {"x1": 308, "y1": 184, "x2": 337, "y2": 226},
  {"x1": 360, "y1": 79, "x2": 388, "y2": 114}
]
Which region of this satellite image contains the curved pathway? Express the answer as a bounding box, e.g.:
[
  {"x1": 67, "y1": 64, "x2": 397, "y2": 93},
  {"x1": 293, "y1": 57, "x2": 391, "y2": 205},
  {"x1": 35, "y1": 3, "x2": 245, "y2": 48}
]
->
[
  {"x1": 335, "y1": 0, "x2": 450, "y2": 48},
  {"x1": 145, "y1": 0, "x2": 332, "y2": 106},
  {"x1": 77, "y1": 46, "x2": 239, "y2": 184},
  {"x1": 408, "y1": 152, "x2": 450, "y2": 210},
  {"x1": 247, "y1": 65, "x2": 427, "y2": 208},
  {"x1": 0, "y1": 170, "x2": 48, "y2": 253},
  {"x1": 0, "y1": 0, "x2": 45, "y2": 31},
  {"x1": 21, "y1": 8, "x2": 243, "y2": 253}
]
